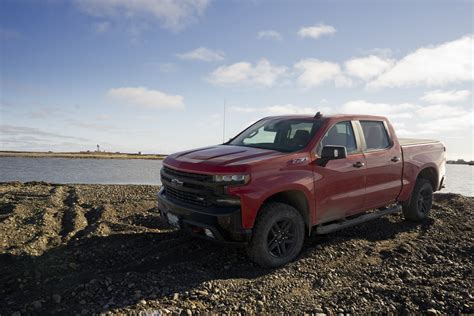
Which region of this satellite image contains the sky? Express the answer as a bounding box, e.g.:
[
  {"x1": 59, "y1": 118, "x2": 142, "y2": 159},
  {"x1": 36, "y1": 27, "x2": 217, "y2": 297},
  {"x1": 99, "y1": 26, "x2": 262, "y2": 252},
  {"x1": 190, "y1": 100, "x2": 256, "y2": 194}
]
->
[{"x1": 0, "y1": 0, "x2": 473, "y2": 159}]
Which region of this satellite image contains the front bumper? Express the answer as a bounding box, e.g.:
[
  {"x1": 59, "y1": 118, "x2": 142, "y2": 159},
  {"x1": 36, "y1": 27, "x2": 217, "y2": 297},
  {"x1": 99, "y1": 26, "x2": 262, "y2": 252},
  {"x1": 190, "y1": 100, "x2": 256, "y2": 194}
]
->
[{"x1": 157, "y1": 189, "x2": 251, "y2": 243}]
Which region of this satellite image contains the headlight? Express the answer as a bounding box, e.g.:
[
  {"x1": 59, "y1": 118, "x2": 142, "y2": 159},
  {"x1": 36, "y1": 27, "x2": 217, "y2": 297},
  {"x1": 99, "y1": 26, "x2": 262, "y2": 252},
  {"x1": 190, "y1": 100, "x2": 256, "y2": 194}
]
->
[{"x1": 213, "y1": 174, "x2": 250, "y2": 184}]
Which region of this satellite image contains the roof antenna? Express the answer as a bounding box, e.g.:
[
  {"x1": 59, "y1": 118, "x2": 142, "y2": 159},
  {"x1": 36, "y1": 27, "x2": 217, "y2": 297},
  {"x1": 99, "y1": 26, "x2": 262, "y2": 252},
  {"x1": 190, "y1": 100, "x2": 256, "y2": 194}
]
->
[
  {"x1": 314, "y1": 111, "x2": 322, "y2": 119},
  {"x1": 222, "y1": 99, "x2": 226, "y2": 143}
]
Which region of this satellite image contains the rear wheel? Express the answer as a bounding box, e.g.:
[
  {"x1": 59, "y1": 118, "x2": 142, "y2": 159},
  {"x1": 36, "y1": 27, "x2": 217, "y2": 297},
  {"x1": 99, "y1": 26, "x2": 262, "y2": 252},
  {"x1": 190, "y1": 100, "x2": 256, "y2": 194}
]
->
[
  {"x1": 403, "y1": 178, "x2": 433, "y2": 222},
  {"x1": 246, "y1": 202, "x2": 305, "y2": 268}
]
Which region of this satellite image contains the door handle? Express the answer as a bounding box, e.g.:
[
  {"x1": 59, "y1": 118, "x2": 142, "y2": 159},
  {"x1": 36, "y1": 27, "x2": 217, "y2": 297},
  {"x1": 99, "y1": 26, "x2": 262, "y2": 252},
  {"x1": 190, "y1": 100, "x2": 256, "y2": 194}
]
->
[
  {"x1": 391, "y1": 156, "x2": 401, "y2": 162},
  {"x1": 353, "y1": 161, "x2": 365, "y2": 168}
]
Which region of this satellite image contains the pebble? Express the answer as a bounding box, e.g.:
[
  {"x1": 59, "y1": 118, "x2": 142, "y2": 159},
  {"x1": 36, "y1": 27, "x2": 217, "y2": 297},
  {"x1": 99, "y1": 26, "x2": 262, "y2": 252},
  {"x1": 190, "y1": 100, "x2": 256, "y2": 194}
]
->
[
  {"x1": 52, "y1": 294, "x2": 61, "y2": 304},
  {"x1": 69, "y1": 263, "x2": 78, "y2": 270},
  {"x1": 32, "y1": 301, "x2": 42, "y2": 309},
  {"x1": 427, "y1": 308, "x2": 440, "y2": 315}
]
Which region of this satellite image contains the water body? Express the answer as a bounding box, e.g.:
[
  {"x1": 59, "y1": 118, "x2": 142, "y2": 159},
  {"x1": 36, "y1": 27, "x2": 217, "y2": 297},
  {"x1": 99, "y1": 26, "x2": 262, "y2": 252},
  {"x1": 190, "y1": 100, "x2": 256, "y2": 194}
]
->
[
  {"x1": 0, "y1": 157, "x2": 163, "y2": 185},
  {"x1": 0, "y1": 157, "x2": 472, "y2": 196}
]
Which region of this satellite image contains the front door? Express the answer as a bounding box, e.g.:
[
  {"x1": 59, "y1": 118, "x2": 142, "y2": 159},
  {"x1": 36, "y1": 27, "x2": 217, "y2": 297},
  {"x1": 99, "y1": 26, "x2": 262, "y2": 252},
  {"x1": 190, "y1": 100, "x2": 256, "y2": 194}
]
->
[{"x1": 313, "y1": 121, "x2": 367, "y2": 224}]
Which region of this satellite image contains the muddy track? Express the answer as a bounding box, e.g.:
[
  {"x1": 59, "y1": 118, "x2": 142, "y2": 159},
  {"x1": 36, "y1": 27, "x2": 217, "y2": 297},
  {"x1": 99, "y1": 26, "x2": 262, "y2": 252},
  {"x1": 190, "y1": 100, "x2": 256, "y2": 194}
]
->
[{"x1": 0, "y1": 182, "x2": 472, "y2": 315}]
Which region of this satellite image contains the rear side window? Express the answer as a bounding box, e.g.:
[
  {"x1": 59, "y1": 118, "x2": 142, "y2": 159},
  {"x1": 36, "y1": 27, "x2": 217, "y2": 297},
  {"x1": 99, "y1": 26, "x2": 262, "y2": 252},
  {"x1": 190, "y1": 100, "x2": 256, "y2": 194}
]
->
[
  {"x1": 360, "y1": 121, "x2": 390, "y2": 150},
  {"x1": 319, "y1": 121, "x2": 357, "y2": 154}
]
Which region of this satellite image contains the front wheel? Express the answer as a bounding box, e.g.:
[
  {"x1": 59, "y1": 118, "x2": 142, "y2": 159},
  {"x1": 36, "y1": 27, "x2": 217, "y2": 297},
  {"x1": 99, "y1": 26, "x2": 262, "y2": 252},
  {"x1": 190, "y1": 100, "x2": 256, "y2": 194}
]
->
[
  {"x1": 402, "y1": 178, "x2": 433, "y2": 222},
  {"x1": 246, "y1": 202, "x2": 305, "y2": 268}
]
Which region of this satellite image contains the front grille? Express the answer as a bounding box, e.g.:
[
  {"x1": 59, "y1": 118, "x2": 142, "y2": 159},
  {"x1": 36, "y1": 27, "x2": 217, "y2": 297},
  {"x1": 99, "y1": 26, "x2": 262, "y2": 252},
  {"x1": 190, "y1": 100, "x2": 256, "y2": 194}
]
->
[
  {"x1": 165, "y1": 185, "x2": 210, "y2": 207},
  {"x1": 161, "y1": 166, "x2": 219, "y2": 207}
]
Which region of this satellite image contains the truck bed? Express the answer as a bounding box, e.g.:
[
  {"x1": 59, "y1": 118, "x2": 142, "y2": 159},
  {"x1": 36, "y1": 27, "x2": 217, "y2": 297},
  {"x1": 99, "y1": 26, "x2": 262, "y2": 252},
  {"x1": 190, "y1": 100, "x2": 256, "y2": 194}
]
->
[{"x1": 399, "y1": 138, "x2": 440, "y2": 146}]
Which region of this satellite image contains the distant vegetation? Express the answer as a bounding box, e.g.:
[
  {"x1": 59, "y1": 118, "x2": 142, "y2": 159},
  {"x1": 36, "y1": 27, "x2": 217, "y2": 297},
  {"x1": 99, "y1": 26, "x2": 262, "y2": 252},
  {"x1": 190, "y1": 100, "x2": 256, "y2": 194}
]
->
[
  {"x1": 0, "y1": 151, "x2": 166, "y2": 160},
  {"x1": 447, "y1": 159, "x2": 474, "y2": 166}
]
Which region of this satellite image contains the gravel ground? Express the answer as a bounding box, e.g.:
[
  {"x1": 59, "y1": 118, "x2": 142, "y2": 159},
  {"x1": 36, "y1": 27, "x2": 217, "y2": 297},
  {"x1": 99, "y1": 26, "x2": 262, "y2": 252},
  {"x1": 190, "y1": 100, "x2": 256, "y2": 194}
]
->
[{"x1": 0, "y1": 182, "x2": 472, "y2": 315}]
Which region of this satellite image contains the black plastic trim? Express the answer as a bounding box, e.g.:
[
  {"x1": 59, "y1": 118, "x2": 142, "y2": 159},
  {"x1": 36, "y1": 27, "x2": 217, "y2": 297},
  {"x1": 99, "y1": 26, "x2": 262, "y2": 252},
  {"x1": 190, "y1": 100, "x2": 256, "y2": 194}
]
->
[{"x1": 158, "y1": 190, "x2": 251, "y2": 243}]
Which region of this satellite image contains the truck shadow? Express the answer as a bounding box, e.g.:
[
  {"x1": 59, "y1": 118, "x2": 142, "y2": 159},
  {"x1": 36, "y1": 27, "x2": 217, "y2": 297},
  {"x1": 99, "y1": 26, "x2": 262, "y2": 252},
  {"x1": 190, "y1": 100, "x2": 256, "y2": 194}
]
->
[{"x1": 0, "y1": 213, "x2": 434, "y2": 314}]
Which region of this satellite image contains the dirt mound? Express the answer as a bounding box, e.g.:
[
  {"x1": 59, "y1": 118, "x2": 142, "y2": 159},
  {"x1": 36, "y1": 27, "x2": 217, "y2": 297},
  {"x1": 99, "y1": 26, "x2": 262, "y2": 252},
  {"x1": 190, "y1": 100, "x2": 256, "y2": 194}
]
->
[{"x1": 0, "y1": 182, "x2": 472, "y2": 314}]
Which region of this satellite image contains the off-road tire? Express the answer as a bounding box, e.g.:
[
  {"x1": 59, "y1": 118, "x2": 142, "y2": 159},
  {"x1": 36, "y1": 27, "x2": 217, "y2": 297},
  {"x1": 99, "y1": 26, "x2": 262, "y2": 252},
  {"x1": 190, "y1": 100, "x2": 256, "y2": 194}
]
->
[
  {"x1": 246, "y1": 202, "x2": 305, "y2": 268},
  {"x1": 403, "y1": 178, "x2": 433, "y2": 222}
]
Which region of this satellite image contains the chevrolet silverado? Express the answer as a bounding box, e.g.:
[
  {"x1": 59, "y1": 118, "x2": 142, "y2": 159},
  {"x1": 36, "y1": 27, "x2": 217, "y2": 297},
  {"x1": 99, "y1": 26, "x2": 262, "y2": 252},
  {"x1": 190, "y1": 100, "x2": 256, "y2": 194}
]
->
[{"x1": 158, "y1": 113, "x2": 446, "y2": 267}]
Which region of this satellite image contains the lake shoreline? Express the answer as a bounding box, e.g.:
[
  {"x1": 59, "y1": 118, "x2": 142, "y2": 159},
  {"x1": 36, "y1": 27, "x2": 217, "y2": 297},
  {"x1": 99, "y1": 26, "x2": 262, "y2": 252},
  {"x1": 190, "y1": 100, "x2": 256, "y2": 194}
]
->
[{"x1": 0, "y1": 151, "x2": 166, "y2": 160}]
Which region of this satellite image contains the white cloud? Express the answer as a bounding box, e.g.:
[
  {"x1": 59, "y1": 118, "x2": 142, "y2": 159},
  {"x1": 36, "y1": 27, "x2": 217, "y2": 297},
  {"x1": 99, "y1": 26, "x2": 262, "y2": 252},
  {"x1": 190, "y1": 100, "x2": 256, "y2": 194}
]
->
[
  {"x1": 176, "y1": 47, "x2": 225, "y2": 62},
  {"x1": 369, "y1": 35, "x2": 474, "y2": 88},
  {"x1": 0, "y1": 125, "x2": 88, "y2": 142},
  {"x1": 417, "y1": 111, "x2": 474, "y2": 132},
  {"x1": 107, "y1": 87, "x2": 184, "y2": 109},
  {"x1": 230, "y1": 104, "x2": 331, "y2": 116},
  {"x1": 96, "y1": 114, "x2": 112, "y2": 121},
  {"x1": 229, "y1": 106, "x2": 260, "y2": 113},
  {"x1": 341, "y1": 100, "x2": 419, "y2": 119},
  {"x1": 94, "y1": 21, "x2": 110, "y2": 33},
  {"x1": 345, "y1": 55, "x2": 395, "y2": 80},
  {"x1": 297, "y1": 23, "x2": 336, "y2": 39},
  {"x1": 361, "y1": 48, "x2": 393, "y2": 58},
  {"x1": 208, "y1": 59, "x2": 287, "y2": 87},
  {"x1": 75, "y1": 0, "x2": 210, "y2": 31},
  {"x1": 157, "y1": 62, "x2": 177, "y2": 73},
  {"x1": 420, "y1": 90, "x2": 471, "y2": 103},
  {"x1": 415, "y1": 104, "x2": 468, "y2": 119},
  {"x1": 28, "y1": 108, "x2": 60, "y2": 119},
  {"x1": 294, "y1": 58, "x2": 351, "y2": 87},
  {"x1": 257, "y1": 30, "x2": 282, "y2": 41},
  {"x1": 263, "y1": 105, "x2": 317, "y2": 115},
  {"x1": 340, "y1": 99, "x2": 473, "y2": 137}
]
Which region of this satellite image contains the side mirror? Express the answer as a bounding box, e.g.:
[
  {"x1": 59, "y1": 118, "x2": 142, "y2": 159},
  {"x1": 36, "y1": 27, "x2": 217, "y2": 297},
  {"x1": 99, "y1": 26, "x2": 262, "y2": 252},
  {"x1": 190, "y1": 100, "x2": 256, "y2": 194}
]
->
[
  {"x1": 321, "y1": 145, "x2": 347, "y2": 160},
  {"x1": 318, "y1": 145, "x2": 347, "y2": 166}
]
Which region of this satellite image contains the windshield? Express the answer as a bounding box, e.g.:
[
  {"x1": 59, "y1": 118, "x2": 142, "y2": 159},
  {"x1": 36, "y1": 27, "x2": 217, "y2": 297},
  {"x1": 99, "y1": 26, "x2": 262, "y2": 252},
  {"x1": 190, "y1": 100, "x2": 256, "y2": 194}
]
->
[{"x1": 228, "y1": 118, "x2": 323, "y2": 152}]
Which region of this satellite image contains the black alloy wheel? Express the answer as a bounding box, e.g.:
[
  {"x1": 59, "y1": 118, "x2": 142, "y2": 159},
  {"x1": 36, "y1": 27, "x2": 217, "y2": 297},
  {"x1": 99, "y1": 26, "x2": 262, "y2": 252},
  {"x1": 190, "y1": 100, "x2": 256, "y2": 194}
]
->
[
  {"x1": 402, "y1": 178, "x2": 433, "y2": 222},
  {"x1": 417, "y1": 186, "x2": 433, "y2": 214},
  {"x1": 267, "y1": 219, "x2": 297, "y2": 257},
  {"x1": 247, "y1": 202, "x2": 305, "y2": 268}
]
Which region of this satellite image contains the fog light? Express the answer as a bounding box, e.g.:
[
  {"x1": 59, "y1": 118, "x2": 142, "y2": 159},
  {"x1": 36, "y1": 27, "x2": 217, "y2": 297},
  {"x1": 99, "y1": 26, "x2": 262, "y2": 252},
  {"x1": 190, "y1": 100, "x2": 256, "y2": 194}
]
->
[{"x1": 204, "y1": 229, "x2": 215, "y2": 238}]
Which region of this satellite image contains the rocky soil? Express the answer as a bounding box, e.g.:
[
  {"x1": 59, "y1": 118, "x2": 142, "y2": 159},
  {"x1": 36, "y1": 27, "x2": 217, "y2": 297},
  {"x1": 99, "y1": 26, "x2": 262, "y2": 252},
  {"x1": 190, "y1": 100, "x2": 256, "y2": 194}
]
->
[{"x1": 0, "y1": 182, "x2": 472, "y2": 315}]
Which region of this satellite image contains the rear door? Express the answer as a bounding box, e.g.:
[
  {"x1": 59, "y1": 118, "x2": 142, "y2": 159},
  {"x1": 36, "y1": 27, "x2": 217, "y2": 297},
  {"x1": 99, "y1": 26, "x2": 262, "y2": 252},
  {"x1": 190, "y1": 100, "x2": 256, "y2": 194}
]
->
[
  {"x1": 357, "y1": 120, "x2": 403, "y2": 210},
  {"x1": 314, "y1": 120, "x2": 367, "y2": 224}
]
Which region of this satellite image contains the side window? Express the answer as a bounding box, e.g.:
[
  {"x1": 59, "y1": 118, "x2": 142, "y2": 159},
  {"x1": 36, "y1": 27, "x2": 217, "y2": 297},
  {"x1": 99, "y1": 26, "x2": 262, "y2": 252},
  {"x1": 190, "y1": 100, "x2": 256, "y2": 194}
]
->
[
  {"x1": 360, "y1": 121, "x2": 390, "y2": 150},
  {"x1": 319, "y1": 121, "x2": 357, "y2": 154},
  {"x1": 243, "y1": 126, "x2": 276, "y2": 144}
]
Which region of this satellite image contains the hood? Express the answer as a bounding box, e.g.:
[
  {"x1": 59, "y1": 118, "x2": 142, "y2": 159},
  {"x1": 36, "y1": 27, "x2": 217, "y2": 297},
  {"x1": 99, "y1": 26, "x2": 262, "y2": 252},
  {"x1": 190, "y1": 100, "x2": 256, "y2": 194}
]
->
[{"x1": 166, "y1": 145, "x2": 285, "y2": 168}]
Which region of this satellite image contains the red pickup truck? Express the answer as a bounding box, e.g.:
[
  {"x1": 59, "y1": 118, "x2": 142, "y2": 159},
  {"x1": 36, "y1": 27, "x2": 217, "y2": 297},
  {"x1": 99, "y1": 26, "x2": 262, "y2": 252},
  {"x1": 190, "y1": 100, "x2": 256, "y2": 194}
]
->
[{"x1": 158, "y1": 113, "x2": 446, "y2": 267}]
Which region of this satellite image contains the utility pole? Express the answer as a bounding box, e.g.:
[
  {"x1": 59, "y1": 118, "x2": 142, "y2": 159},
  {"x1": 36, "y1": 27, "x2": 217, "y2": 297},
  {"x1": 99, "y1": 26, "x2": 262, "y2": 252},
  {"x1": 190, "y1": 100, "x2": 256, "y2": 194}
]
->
[{"x1": 222, "y1": 99, "x2": 226, "y2": 143}]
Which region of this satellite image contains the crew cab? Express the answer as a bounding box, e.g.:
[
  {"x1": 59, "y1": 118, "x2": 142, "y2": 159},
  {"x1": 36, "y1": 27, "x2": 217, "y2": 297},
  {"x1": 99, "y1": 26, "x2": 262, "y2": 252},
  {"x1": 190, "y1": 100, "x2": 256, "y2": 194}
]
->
[{"x1": 158, "y1": 113, "x2": 446, "y2": 267}]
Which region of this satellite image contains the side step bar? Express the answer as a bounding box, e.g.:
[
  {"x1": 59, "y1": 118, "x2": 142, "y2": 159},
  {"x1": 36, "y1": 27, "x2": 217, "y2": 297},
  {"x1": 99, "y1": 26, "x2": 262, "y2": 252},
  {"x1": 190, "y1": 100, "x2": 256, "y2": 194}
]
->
[{"x1": 315, "y1": 204, "x2": 402, "y2": 235}]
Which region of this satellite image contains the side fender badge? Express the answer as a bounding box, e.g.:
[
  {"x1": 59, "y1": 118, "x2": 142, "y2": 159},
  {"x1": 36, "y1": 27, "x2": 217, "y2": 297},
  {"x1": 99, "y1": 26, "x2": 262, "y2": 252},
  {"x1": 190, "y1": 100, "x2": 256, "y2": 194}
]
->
[{"x1": 289, "y1": 157, "x2": 309, "y2": 165}]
